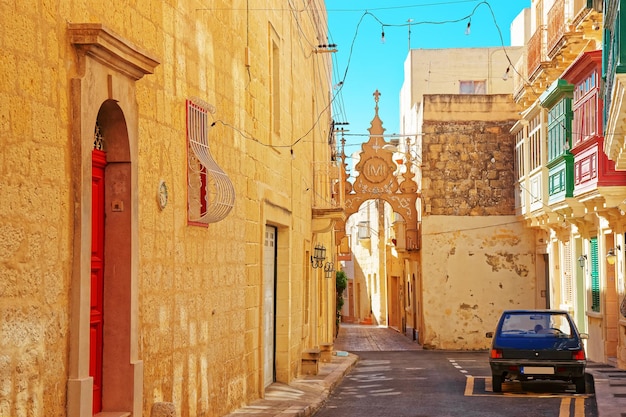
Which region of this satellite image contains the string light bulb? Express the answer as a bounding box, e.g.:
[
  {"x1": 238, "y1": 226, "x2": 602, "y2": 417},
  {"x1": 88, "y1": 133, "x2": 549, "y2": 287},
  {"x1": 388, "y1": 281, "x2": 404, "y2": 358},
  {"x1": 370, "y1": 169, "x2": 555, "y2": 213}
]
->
[
  {"x1": 381, "y1": 26, "x2": 386, "y2": 44},
  {"x1": 465, "y1": 19, "x2": 471, "y2": 35},
  {"x1": 502, "y1": 66, "x2": 510, "y2": 80}
]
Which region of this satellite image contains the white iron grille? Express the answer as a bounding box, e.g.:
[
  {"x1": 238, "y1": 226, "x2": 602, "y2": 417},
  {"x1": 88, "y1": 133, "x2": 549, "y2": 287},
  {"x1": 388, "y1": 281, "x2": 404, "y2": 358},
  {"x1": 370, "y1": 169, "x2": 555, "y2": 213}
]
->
[{"x1": 187, "y1": 99, "x2": 235, "y2": 223}]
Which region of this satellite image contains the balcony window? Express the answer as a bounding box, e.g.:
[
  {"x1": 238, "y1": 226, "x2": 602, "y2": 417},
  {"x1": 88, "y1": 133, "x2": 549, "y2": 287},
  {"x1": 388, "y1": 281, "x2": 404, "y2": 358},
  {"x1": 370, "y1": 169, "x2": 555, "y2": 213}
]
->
[
  {"x1": 358, "y1": 221, "x2": 371, "y2": 239},
  {"x1": 573, "y1": 70, "x2": 599, "y2": 145},
  {"x1": 529, "y1": 114, "x2": 542, "y2": 172},
  {"x1": 547, "y1": 98, "x2": 572, "y2": 162},
  {"x1": 515, "y1": 129, "x2": 525, "y2": 180}
]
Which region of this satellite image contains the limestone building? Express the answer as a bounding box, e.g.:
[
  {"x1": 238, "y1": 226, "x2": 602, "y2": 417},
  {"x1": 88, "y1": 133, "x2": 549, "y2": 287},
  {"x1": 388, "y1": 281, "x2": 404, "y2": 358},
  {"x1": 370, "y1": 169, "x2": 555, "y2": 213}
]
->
[{"x1": 0, "y1": 1, "x2": 342, "y2": 416}]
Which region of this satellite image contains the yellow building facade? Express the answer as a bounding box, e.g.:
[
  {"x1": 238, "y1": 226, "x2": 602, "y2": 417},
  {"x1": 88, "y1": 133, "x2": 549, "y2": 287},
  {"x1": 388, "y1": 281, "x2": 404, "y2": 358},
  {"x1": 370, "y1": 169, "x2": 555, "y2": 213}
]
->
[{"x1": 0, "y1": 1, "x2": 340, "y2": 416}]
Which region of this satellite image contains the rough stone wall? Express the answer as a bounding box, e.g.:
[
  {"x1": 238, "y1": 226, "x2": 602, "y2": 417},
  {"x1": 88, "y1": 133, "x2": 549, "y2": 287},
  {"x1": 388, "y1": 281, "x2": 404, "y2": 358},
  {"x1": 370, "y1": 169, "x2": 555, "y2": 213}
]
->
[
  {"x1": 421, "y1": 94, "x2": 517, "y2": 216},
  {"x1": 0, "y1": 1, "x2": 329, "y2": 416}
]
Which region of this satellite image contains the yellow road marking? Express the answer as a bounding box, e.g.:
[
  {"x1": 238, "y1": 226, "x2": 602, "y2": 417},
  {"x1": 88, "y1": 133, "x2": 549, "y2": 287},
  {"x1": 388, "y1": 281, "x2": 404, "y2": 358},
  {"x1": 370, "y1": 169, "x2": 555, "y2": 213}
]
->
[
  {"x1": 574, "y1": 397, "x2": 585, "y2": 417},
  {"x1": 559, "y1": 398, "x2": 571, "y2": 417},
  {"x1": 464, "y1": 376, "x2": 474, "y2": 396}
]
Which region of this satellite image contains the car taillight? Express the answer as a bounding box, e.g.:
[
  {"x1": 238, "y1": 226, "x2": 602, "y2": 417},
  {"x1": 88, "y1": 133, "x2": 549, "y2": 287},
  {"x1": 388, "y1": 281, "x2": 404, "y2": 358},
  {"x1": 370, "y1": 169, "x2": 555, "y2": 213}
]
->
[
  {"x1": 490, "y1": 349, "x2": 503, "y2": 359},
  {"x1": 572, "y1": 349, "x2": 586, "y2": 360}
]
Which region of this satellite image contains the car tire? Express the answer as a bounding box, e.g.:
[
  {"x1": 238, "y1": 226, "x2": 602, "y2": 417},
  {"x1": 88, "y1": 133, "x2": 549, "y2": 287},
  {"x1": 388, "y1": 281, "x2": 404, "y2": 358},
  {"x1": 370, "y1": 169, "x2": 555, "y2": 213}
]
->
[
  {"x1": 574, "y1": 376, "x2": 585, "y2": 394},
  {"x1": 492, "y1": 374, "x2": 502, "y2": 393}
]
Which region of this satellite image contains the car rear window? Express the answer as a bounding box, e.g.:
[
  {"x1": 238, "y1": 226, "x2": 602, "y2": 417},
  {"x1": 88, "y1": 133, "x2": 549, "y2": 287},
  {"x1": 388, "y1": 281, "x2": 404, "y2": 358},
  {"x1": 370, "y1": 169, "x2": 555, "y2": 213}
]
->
[{"x1": 499, "y1": 312, "x2": 573, "y2": 338}]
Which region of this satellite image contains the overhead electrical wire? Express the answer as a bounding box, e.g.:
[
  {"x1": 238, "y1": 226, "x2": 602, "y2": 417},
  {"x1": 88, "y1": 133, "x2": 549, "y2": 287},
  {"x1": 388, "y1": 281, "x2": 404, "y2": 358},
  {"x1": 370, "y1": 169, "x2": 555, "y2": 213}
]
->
[{"x1": 205, "y1": 0, "x2": 532, "y2": 150}]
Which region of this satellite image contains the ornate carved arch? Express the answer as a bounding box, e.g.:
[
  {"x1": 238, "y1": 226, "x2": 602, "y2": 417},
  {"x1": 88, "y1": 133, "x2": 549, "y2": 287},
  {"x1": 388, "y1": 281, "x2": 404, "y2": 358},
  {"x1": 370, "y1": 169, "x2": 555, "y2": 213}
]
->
[{"x1": 336, "y1": 91, "x2": 420, "y2": 251}]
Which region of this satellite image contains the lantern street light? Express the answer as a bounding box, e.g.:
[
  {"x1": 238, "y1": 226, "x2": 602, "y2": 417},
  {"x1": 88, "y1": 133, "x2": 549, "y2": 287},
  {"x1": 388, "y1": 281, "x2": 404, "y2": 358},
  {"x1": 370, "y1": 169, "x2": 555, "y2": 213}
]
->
[
  {"x1": 607, "y1": 245, "x2": 621, "y2": 265},
  {"x1": 324, "y1": 262, "x2": 335, "y2": 279},
  {"x1": 311, "y1": 244, "x2": 327, "y2": 268}
]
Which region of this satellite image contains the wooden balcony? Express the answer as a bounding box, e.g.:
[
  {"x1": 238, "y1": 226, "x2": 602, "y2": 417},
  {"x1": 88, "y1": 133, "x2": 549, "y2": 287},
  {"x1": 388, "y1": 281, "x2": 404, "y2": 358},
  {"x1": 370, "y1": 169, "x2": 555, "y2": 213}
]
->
[
  {"x1": 527, "y1": 26, "x2": 546, "y2": 79},
  {"x1": 312, "y1": 161, "x2": 345, "y2": 231},
  {"x1": 547, "y1": 0, "x2": 591, "y2": 60},
  {"x1": 547, "y1": 0, "x2": 566, "y2": 56}
]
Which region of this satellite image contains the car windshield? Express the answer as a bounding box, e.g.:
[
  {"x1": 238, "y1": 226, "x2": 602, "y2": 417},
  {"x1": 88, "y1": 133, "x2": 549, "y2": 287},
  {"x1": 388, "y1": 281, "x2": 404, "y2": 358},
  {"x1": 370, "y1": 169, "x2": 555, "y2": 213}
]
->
[{"x1": 499, "y1": 312, "x2": 573, "y2": 338}]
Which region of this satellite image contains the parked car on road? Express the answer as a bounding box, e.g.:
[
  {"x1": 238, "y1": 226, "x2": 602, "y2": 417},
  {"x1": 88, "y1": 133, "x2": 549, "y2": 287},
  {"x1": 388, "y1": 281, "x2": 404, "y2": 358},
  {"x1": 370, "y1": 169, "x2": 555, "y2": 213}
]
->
[{"x1": 486, "y1": 310, "x2": 587, "y2": 393}]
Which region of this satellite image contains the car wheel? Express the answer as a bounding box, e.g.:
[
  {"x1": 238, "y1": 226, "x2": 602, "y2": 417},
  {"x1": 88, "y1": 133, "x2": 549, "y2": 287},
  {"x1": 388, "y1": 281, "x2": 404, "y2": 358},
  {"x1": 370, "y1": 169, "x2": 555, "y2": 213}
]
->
[
  {"x1": 492, "y1": 374, "x2": 502, "y2": 393},
  {"x1": 574, "y1": 376, "x2": 585, "y2": 394}
]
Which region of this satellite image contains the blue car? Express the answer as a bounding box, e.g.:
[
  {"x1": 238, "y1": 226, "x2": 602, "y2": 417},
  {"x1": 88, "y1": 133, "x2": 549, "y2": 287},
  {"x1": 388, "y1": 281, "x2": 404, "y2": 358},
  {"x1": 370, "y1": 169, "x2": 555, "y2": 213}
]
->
[{"x1": 486, "y1": 310, "x2": 587, "y2": 393}]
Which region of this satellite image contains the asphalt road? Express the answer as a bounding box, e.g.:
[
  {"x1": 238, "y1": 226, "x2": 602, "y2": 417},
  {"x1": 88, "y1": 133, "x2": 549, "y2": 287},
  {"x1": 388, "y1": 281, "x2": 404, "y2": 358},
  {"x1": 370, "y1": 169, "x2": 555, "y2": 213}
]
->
[
  {"x1": 314, "y1": 350, "x2": 595, "y2": 417},
  {"x1": 315, "y1": 325, "x2": 596, "y2": 417}
]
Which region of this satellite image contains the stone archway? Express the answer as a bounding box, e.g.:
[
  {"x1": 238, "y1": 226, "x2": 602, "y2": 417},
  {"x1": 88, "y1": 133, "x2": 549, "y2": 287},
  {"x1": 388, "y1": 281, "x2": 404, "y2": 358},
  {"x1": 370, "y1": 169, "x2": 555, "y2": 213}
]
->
[{"x1": 335, "y1": 91, "x2": 420, "y2": 330}]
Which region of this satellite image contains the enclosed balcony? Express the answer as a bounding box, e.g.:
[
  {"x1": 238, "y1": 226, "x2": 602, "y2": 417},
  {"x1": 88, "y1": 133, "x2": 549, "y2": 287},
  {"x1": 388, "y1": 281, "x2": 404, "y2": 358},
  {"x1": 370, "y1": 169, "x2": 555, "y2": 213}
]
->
[
  {"x1": 603, "y1": 0, "x2": 626, "y2": 169},
  {"x1": 312, "y1": 161, "x2": 345, "y2": 231}
]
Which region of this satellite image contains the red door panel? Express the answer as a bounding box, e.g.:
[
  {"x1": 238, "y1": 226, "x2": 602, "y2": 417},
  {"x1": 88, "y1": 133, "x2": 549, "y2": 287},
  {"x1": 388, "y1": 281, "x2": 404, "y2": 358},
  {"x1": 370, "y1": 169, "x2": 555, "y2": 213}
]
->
[{"x1": 91, "y1": 149, "x2": 106, "y2": 414}]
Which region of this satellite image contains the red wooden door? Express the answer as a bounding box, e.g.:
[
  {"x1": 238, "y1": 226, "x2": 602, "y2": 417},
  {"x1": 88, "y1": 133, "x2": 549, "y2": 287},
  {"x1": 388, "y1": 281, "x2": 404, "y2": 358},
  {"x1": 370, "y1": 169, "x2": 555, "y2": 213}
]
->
[{"x1": 91, "y1": 149, "x2": 106, "y2": 414}]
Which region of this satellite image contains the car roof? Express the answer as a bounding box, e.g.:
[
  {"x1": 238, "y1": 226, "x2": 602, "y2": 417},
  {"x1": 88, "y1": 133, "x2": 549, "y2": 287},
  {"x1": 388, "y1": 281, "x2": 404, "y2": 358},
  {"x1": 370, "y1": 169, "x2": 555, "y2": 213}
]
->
[{"x1": 501, "y1": 309, "x2": 569, "y2": 314}]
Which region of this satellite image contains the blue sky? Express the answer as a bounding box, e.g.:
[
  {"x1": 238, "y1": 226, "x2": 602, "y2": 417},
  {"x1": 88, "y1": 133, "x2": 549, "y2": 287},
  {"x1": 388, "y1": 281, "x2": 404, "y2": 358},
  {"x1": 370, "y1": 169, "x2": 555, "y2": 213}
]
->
[{"x1": 326, "y1": 0, "x2": 530, "y2": 151}]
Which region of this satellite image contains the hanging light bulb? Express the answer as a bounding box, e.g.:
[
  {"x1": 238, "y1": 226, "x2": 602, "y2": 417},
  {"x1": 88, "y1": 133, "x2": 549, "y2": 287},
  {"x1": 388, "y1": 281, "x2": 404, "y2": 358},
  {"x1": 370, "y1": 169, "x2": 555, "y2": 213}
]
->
[
  {"x1": 465, "y1": 19, "x2": 471, "y2": 35},
  {"x1": 502, "y1": 66, "x2": 511, "y2": 80},
  {"x1": 381, "y1": 27, "x2": 386, "y2": 44}
]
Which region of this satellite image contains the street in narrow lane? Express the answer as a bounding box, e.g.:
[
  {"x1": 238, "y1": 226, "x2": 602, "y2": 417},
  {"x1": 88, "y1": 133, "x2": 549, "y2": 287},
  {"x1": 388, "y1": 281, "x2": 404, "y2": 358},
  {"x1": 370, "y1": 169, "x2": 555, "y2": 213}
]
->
[{"x1": 313, "y1": 325, "x2": 596, "y2": 417}]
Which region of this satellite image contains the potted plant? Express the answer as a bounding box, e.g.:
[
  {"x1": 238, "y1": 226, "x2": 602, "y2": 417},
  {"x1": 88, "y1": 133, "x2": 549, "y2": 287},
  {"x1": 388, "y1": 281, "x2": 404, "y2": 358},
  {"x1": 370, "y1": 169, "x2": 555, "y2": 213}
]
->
[{"x1": 335, "y1": 270, "x2": 348, "y2": 337}]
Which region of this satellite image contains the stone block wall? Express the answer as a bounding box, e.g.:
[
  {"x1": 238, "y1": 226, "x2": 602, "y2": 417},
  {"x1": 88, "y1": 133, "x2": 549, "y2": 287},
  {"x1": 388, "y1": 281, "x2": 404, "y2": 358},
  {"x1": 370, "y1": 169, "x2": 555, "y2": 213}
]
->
[{"x1": 420, "y1": 94, "x2": 518, "y2": 216}]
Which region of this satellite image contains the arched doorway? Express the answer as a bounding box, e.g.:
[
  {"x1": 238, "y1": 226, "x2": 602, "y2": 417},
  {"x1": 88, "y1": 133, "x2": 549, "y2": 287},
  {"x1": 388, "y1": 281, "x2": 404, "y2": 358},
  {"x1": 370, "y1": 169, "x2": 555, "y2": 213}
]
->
[{"x1": 68, "y1": 24, "x2": 157, "y2": 416}]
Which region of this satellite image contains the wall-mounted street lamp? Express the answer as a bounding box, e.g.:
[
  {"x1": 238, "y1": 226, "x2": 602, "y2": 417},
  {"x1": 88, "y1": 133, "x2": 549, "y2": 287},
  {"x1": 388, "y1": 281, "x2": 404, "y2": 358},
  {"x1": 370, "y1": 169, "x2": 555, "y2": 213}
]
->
[
  {"x1": 311, "y1": 244, "x2": 327, "y2": 268},
  {"x1": 324, "y1": 262, "x2": 335, "y2": 279},
  {"x1": 607, "y1": 245, "x2": 621, "y2": 265},
  {"x1": 577, "y1": 254, "x2": 587, "y2": 268}
]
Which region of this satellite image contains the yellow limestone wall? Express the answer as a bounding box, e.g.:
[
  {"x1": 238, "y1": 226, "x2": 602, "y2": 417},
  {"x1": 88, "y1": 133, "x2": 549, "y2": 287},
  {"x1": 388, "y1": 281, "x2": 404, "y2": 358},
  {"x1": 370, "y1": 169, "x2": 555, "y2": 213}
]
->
[{"x1": 0, "y1": 1, "x2": 331, "y2": 416}]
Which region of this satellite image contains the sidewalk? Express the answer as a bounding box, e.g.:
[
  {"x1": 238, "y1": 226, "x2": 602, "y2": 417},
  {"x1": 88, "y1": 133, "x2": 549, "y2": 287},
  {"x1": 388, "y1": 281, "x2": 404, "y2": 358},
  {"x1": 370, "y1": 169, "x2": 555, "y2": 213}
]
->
[
  {"x1": 223, "y1": 325, "x2": 416, "y2": 417},
  {"x1": 223, "y1": 352, "x2": 358, "y2": 417},
  {"x1": 224, "y1": 325, "x2": 626, "y2": 417},
  {"x1": 586, "y1": 361, "x2": 626, "y2": 417}
]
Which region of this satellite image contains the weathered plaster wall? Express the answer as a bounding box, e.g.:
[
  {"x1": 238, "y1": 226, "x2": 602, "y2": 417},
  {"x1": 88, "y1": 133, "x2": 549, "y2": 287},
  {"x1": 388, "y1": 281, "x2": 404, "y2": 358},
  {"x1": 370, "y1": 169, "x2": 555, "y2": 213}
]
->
[{"x1": 421, "y1": 216, "x2": 538, "y2": 349}]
